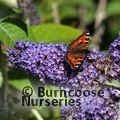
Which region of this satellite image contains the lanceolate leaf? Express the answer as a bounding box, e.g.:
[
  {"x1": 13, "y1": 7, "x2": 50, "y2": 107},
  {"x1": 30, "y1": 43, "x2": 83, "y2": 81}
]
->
[
  {"x1": 106, "y1": 80, "x2": 120, "y2": 88},
  {"x1": 12, "y1": 8, "x2": 22, "y2": 14},
  {"x1": 31, "y1": 24, "x2": 82, "y2": 44},
  {"x1": 0, "y1": 20, "x2": 35, "y2": 47}
]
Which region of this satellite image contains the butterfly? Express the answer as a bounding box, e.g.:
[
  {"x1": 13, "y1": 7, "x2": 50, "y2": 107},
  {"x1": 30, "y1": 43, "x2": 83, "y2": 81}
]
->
[{"x1": 66, "y1": 30, "x2": 90, "y2": 70}]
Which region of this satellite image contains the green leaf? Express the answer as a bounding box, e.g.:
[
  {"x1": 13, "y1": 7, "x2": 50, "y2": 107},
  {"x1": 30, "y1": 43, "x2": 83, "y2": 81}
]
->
[
  {"x1": 0, "y1": 4, "x2": 15, "y2": 19},
  {"x1": 12, "y1": 8, "x2": 22, "y2": 14},
  {"x1": 60, "y1": 6, "x2": 78, "y2": 18},
  {"x1": 37, "y1": 85, "x2": 61, "y2": 120},
  {"x1": 8, "y1": 79, "x2": 32, "y2": 91},
  {"x1": 0, "y1": 19, "x2": 35, "y2": 47},
  {"x1": 106, "y1": 80, "x2": 120, "y2": 88},
  {"x1": 106, "y1": 1, "x2": 120, "y2": 17},
  {"x1": 31, "y1": 24, "x2": 82, "y2": 44},
  {"x1": 2, "y1": 18, "x2": 28, "y2": 35}
]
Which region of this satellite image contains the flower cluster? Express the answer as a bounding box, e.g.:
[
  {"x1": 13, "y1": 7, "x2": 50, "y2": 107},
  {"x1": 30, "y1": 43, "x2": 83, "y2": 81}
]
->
[
  {"x1": 8, "y1": 41, "x2": 68, "y2": 84},
  {"x1": 61, "y1": 85, "x2": 120, "y2": 120},
  {"x1": 17, "y1": 0, "x2": 40, "y2": 25},
  {"x1": 8, "y1": 35, "x2": 120, "y2": 86},
  {"x1": 109, "y1": 36, "x2": 120, "y2": 81},
  {"x1": 109, "y1": 36, "x2": 120, "y2": 61},
  {"x1": 7, "y1": 35, "x2": 120, "y2": 120}
]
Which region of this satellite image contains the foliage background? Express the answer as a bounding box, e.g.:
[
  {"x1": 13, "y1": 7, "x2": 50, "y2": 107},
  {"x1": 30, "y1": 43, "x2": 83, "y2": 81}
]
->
[{"x1": 0, "y1": 0, "x2": 120, "y2": 120}]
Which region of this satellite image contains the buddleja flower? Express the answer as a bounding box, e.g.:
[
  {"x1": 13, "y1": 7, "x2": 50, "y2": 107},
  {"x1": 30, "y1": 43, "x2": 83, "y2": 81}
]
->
[
  {"x1": 109, "y1": 36, "x2": 120, "y2": 61},
  {"x1": 61, "y1": 85, "x2": 120, "y2": 120},
  {"x1": 8, "y1": 35, "x2": 120, "y2": 86},
  {"x1": 7, "y1": 34, "x2": 120, "y2": 120},
  {"x1": 8, "y1": 41, "x2": 68, "y2": 83},
  {"x1": 66, "y1": 49, "x2": 112, "y2": 87},
  {"x1": 109, "y1": 36, "x2": 120, "y2": 81},
  {"x1": 17, "y1": 0, "x2": 40, "y2": 25}
]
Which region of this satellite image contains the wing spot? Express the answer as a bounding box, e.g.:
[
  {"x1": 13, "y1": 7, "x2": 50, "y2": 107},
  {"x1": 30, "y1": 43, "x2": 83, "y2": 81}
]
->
[
  {"x1": 85, "y1": 37, "x2": 89, "y2": 40},
  {"x1": 86, "y1": 33, "x2": 89, "y2": 35}
]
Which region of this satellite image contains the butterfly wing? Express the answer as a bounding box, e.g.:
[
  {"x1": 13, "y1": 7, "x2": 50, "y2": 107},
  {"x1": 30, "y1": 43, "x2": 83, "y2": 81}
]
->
[
  {"x1": 66, "y1": 30, "x2": 90, "y2": 69},
  {"x1": 66, "y1": 53, "x2": 86, "y2": 69}
]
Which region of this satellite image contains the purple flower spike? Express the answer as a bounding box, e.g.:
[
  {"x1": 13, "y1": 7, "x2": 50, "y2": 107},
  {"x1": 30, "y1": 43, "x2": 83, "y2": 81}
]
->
[
  {"x1": 109, "y1": 36, "x2": 120, "y2": 61},
  {"x1": 109, "y1": 36, "x2": 120, "y2": 81},
  {"x1": 61, "y1": 86, "x2": 120, "y2": 120},
  {"x1": 8, "y1": 41, "x2": 68, "y2": 84},
  {"x1": 7, "y1": 34, "x2": 120, "y2": 120},
  {"x1": 8, "y1": 36, "x2": 120, "y2": 85}
]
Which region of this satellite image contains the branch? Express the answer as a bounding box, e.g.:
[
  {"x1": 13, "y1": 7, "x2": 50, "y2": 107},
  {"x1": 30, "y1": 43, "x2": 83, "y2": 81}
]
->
[
  {"x1": 0, "y1": 43, "x2": 9, "y2": 120},
  {"x1": 78, "y1": 5, "x2": 87, "y2": 30},
  {"x1": 31, "y1": 109, "x2": 44, "y2": 120},
  {"x1": 94, "y1": 0, "x2": 107, "y2": 29},
  {"x1": 93, "y1": 0, "x2": 107, "y2": 50},
  {"x1": 51, "y1": 0, "x2": 60, "y2": 24}
]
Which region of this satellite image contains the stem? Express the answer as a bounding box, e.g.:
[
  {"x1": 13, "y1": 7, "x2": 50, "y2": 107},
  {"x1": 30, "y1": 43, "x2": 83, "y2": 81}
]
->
[
  {"x1": 93, "y1": 0, "x2": 107, "y2": 50},
  {"x1": 0, "y1": 72, "x2": 4, "y2": 119},
  {"x1": 78, "y1": 5, "x2": 87, "y2": 30},
  {"x1": 51, "y1": 0, "x2": 60, "y2": 24},
  {"x1": 0, "y1": 52, "x2": 9, "y2": 120},
  {"x1": 94, "y1": 0, "x2": 107, "y2": 29},
  {"x1": 31, "y1": 108, "x2": 44, "y2": 120}
]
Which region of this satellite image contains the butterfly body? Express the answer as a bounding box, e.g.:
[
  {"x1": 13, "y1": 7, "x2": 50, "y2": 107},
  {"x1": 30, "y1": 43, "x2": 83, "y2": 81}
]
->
[{"x1": 66, "y1": 30, "x2": 90, "y2": 70}]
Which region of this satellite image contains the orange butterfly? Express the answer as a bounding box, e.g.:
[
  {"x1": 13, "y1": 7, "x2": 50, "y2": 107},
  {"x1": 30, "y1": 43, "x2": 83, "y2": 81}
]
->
[{"x1": 66, "y1": 30, "x2": 90, "y2": 70}]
